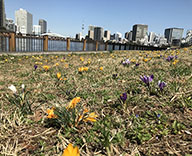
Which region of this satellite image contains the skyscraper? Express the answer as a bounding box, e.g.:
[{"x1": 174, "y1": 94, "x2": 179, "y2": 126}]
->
[
  {"x1": 39, "y1": 19, "x2": 47, "y2": 34},
  {"x1": 6, "y1": 18, "x2": 16, "y2": 32},
  {"x1": 0, "y1": 0, "x2": 6, "y2": 30},
  {"x1": 94, "y1": 27, "x2": 104, "y2": 41},
  {"x1": 104, "y1": 30, "x2": 110, "y2": 41},
  {"x1": 15, "y1": 8, "x2": 33, "y2": 34},
  {"x1": 88, "y1": 30, "x2": 94, "y2": 40},
  {"x1": 132, "y1": 24, "x2": 148, "y2": 41},
  {"x1": 149, "y1": 32, "x2": 156, "y2": 43},
  {"x1": 33, "y1": 25, "x2": 41, "y2": 35},
  {"x1": 125, "y1": 31, "x2": 133, "y2": 41},
  {"x1": 164, "y1": 28, "x2": 184, "y2": 44}
]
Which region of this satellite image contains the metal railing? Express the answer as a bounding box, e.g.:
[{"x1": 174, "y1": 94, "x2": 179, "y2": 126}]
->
[
  {"x1": 0, "y1": 33, "x2": 9, "y2": 52},
  {"x1": 16, "y1": 35, "x2": 44, "y2": 52},
  {"x1": 0, "y1": 32, "x2": 168, "y2": 52}
]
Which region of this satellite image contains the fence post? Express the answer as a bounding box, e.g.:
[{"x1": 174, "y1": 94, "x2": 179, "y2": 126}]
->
[
  {"x1": 105, "y1": 42, "x2": 108, "y2": 51},
  {"x1": 95, "y1": 41, "x2": 98, "y2": 51},
  {"x1": 119, "y1": 44, "x2": 121, "y2": 50},
  {"x1": 43, "y1": 35, "x2": 48, "y2": 51},
  {"x1": 67, "y1": 38, "x2": 70, "y2": 51},
  {"x1": 9, "y1": 32, "x2": 16, "y2": 52},
  {"x1": 113, "y1": 43, "x2": 115, "y2": 50},
  {"x1": 83, "y1": 39, "x2": 86, "y2": 51}
]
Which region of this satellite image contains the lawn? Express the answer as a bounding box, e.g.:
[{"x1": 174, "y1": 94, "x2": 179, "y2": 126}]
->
[{"x1": 0, "y1": 48, "x2": 192, "y2": 156}]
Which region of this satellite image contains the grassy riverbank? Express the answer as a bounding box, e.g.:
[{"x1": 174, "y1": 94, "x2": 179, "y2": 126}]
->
[{"x1": 0, "y1": 48, "x2": 192, "y2": 155}]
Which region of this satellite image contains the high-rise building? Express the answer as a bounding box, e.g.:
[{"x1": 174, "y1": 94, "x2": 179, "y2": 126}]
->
[
  {"x1": 132, "y1": 24, "x2": 148, "y2": 41},
  {"x1": 89, "y1": 25, "x2": 95, "y2": 31},
  {"x1": 94, "y1": 27, "x2": 104, "y2": 41},
  {"x1": 88, "y1": 30, "x2": 94, "y2": 40},
  {"x1": 149, "y1": 32, "x2": 156, "y2": 43},
  {"x1": 33, "y1": 25, "x2": 41, "y2": 35},
  {"x1": 114, "y1": 32, "x2": 122, "y2": 42},
  {"x1": 0, "y1": 0, "x2": 6, "y2": 30},
  {"x1": 39, "y1": 19, "x2": 47, "y2": 34},
  {"x1": 125, "y1": 32, "x2": 129, "y2": 39},
  {"x1": 15, "y1": 8, "x2": 33, "y2": 34},
  {"x1": 6, "y1": 18, "x2": 15, "y2": 32},
  {"x1": 125, "y1": 31, "x2": 133, "y2": 41},
  {"x1": 164, "y1": 28, "x2": 184, "y2": 44},
  {"x1": 104, "y1": 30, "x2": 110, "y2": 41}
]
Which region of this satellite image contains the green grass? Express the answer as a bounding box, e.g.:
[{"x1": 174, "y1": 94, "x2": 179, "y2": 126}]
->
[{"x1": 0, "y1": 48, "x2": 192, "y2": 155}]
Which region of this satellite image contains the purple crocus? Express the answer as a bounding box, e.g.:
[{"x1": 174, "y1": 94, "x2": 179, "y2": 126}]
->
[
  {"x1": 166, "y1": 56, "x2": 174, "y2": 62},
  {"x1": 120, "y1": 93, "x2": 127, "y2": 102},
  {"x1": 157, "y1": 114, "x2": 161, "y2": 118},
  {"x1": 135, "y1": 63, "x2": 140, "y2": 67},
  {"x1": 158, "y1": 81, "x2": 166, "y2": 91},
  {"x1": 122, "y1": 59, "x2": 130, "y2": 66},
  {"x1": 34, "y1": 65, "x2": 38, "y2": 70},
  {"x1": 140, "y1": 75, "x2": 154, "y2": 86}
]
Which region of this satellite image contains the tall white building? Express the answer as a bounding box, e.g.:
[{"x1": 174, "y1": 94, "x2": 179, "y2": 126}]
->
[
  {"x1": 15, "y1": 8, "x2": 33, "y2": 34},
  {"x1": 33, "y1": 25, "x2": 41, "y2": 35},
  {"x1": 149, "y1": 32, "x2": 156, "y2": 43}
]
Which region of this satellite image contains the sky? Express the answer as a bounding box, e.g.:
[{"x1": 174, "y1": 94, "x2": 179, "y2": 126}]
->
[{"x1": 4, "y1": 0, "x2": 192, "y2": 37}]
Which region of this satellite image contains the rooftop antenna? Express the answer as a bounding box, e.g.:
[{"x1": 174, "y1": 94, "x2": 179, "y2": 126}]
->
[{"x1": 82, "y1": 20, "x2": 85, "y2": 38}]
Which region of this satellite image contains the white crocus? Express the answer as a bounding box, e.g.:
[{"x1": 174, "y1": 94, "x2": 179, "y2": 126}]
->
[
  {"x1": 8, "y1": 85, "x2": 17, "y2": 94},
  {"x1": 21, "y1": 84, "x2": 25, "y2": 90}
]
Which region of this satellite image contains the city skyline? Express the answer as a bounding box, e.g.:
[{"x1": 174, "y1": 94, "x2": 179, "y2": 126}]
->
[{"x1": 4, "y1": 0, "x2": 192, "y2": 37}]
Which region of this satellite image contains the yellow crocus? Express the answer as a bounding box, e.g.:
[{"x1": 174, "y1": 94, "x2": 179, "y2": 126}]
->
[
  {"x1": 57, "y1": 72, "x2": 61, "y2": 79},
  {"x1": 100, "y1": 67, "x2": 103, "y2": 71},
  {"x1": 173, "y1": 59, "x2": 179, "y2": 65},
  {"x1": 84, "y1": 67, "x2": 88, "y2": 71},
  {"x1": 80, "y1": 57, "x2": 84, "y2": 62},
  {"x1": 62, "y1": 144, "x2": 80, "y2": 156},
  {"x1": 55, "y1": 63, "x2": 59, "y2": 66},
  {"x1": 43, "y1": 65, "x2": 50, "y2": 71},
  {"x1": 47, "y1": 107, "x2": 57, "y2": 119},
  {"x1": 67, "y1": 97, "x2": 81, "y2": 109},
  {"x1": 78, "y1": 67, "x2": 84, "y2": 72},
  {"x1": 84, "y1": 112, "x2": 98, "y2": 122}
]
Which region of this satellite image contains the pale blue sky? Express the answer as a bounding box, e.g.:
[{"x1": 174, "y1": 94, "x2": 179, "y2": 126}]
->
[{"x1": 5, "y1": 0, "x2": 192, "y2": 37}]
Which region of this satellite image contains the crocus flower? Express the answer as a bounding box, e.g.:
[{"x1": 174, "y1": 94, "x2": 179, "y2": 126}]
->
[
  {"x1": 100, "y1": 67, "x2": 103, "y2": 71},
  {"x1": 136, "y1": 114, "x2": 139, "y2": 118},
  {"x1": 157, "y1": 114, "x2": 161, "y2": 118},
  {"x1": 83, "y1": 112, "x2": 98, "y2": 122},
  {"x1": 140, "y1": 75, "x2": 154, "y2": 86},
  {"x1": 43, "y1": 65, "x2": 50, "y2": 71},
  {"x1": 21, "y1": 84, "x2": 25, "y2": 92},
  {"x1": 66, "y1": 97, "x2": 81, "y2": 109},
  {"x1": 135, "y1": 63, "x2": 140, "y2": 67},
  {"x1": 8, "y1": 85, "x2": 17, "y2": 94},
  {"x1": 34, "y1": 65, "x2": 38, "y2": 70},
  {"x1": 57, "y1": 72, "x2": 61, "y2": 79},
  {"x1": 120, "y1": 93, "x2": 127, "y2": 102},
  {"x1": 122, "y1": 59, "x2": 130, "y2": 66},
  {"x1": 47, "y1": 107, "x2": 57, "y2": 119},
  {"x1": 158, "y1": 81, "x2": 166, "y2": 91},
  {"x1": 166, "y1": 56, "x2": 174, "y2": 61},
  {"x1": 62, "y1": 143, "x2": 80, "y2": 156}
]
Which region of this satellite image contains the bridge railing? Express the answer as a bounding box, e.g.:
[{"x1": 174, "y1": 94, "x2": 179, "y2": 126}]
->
[
  {"x1": 0, "y1": 32, "x2": 167, "y2": 52},
  {"x1": 0, "y1": 33, "x2": 9, "y2": 52}
]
